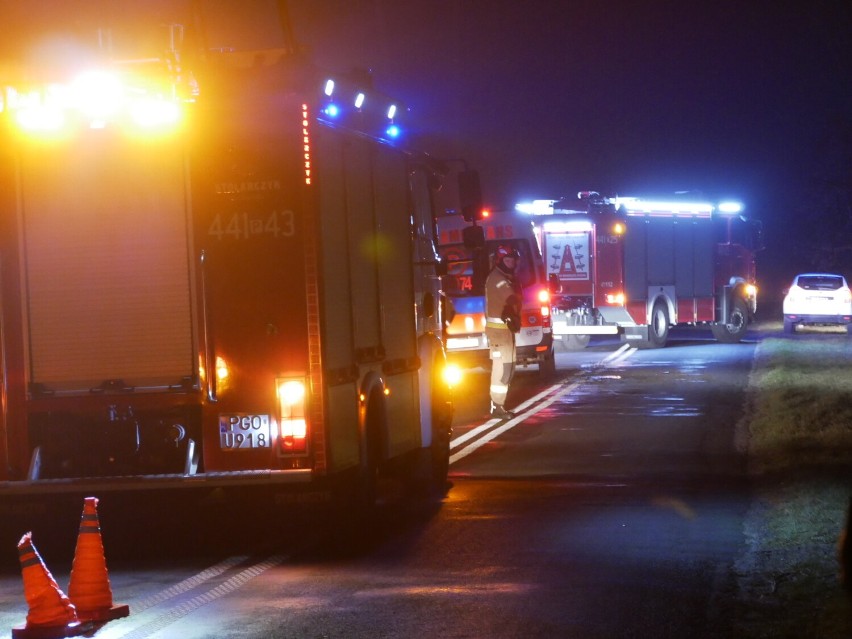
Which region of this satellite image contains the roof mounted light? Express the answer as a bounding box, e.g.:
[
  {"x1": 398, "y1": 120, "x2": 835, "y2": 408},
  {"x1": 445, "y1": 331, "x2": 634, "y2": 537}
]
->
[
  {"x1": 71, "y1": 70, "x2": 123, "y2": 121},
  {"x1": 541, "y1": 220, "x2": 593, "y2": 233},
  {"x1": 616, "y1": 198, "x2": 714, "y2": 216},
  {"x1": 14, "y1": 98, "x2": 66, "y2": 132},
  {"x1": 515, "y1": 200, "x2": 555, "y2": 215},
  {"x1": 718, "y1": 201, "x2": 743, "y2": 214},
  {"x1": 8, "y1": 67, "x2": 186, "y2": 135}
]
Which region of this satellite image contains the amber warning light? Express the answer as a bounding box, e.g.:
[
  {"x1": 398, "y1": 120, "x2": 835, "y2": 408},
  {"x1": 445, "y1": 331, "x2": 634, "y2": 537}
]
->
[
  {"x1": 5, "y1": 69, "x2": 184, "y2": 136},
  {"x1": 277, "y1": 378, "x2": 307, "y2": 453}
]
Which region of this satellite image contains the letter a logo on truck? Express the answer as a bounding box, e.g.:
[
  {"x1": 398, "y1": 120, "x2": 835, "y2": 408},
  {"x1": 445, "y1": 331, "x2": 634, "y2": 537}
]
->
[{"x1": 547, "y1": 233, "x2": 590, "y2": 281}]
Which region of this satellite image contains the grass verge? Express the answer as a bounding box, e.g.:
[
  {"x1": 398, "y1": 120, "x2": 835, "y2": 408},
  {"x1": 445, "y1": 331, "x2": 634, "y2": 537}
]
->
[{"x1": 734, "y1": 326, "x2": 852, "y2": 637}]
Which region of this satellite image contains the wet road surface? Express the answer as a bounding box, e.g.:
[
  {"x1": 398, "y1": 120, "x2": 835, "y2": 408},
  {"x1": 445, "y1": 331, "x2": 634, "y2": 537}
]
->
[{"x1": 0, "y1": 329, "x2": 758, "y2": 638}]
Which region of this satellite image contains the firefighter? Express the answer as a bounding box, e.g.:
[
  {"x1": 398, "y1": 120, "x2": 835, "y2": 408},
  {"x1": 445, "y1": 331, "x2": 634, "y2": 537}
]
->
[{"x1": 484, "y1": 245, "x2": 522, "y2": 419}]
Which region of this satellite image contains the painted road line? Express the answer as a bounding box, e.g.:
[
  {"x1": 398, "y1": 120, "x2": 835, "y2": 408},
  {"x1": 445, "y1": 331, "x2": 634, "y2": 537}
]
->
[
  {"x1": 607, "y1": 345, "x2": 636, "y2": 366},
  {"x1": 449, "y1": 345, "x2": 637, "y2": 465},
  {"x1": 601, "y1": 343, "x2": 633, "y2": 364},
  {"x1": 449, "y1": 384, "x2": 562, "y2": 450},
  {"x1": 95, "y1": 555, "x2": 286, "y2": 639},
  {"x1": 124, "y1": 555, "x2": 249, "y2": 614},
  {"x1": 449, "y1": 379, "x2": 584, "y2": 464}
]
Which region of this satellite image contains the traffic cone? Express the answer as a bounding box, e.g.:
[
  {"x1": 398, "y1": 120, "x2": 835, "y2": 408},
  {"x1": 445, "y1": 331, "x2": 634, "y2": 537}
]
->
[
  {"x1": 12, "y1": 532, "x2": 87, "y2": 639},
  {"x1": 67, "y1": 497, "x2": 129, "y2": 622}
]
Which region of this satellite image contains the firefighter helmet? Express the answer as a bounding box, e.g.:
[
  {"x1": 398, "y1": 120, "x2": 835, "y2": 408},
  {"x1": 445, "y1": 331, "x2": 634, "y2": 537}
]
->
[{"x1": 495, "y1": 245, "x2": 519, "y2": 263}]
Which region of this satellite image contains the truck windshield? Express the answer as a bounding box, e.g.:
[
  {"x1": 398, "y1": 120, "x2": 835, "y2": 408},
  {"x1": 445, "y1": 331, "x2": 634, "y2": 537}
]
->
[{"x1": 440, "y1": 239, "x2": 537, "y2": 295}]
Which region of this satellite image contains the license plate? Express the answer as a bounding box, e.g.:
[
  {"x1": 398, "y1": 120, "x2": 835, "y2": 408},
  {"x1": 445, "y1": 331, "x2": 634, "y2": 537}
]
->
[
  {"x1": 447, "y1": 336, "x2": 480, "y2": 349},
  {"x1": 219, "y1": 414, "x2": 272, "y2": 450}
]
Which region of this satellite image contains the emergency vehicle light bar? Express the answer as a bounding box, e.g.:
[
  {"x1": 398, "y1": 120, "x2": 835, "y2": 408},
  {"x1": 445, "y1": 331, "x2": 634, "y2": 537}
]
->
[
  {"x1": 515, "y1": 200, "x2": 556, "y2": 215},
  {"x1": 319, "y1": 76, "x2": 404, "y2": 143},
  {"x1": 717, "y1": 201, "x2": 744, "y2": 214},
  {"x1": 540, "y1": 220, "x2": 593, "y2": 233},
  {"x1": 4, "y1": 68, "x2": 184, "y2": 134},
  {"x1": 615, "y1": 197, "x2": 714, "y2": 217}
]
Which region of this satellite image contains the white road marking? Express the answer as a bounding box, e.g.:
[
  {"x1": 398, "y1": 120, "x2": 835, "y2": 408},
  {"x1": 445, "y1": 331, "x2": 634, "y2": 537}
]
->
[
  {"x1": 449, "y1": 345, "x2": 636, "y2": 464},
  {"x1": 94, "y1": 555, "x2": 286, "y2": 639}
]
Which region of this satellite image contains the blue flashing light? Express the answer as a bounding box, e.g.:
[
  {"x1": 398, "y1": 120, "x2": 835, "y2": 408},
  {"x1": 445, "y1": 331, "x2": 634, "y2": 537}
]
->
[
  {"x1": 385, "y1": 124, "x2": 401, "y2": 139},
  {"x1": 323, "y1": 103, "x2": 340, "y2": 118}
]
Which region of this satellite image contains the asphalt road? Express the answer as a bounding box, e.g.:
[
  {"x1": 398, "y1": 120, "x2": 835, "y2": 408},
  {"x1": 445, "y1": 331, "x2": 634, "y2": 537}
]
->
[{"x1": 0, "y1": 328, "x2": 757, "y2": 638}]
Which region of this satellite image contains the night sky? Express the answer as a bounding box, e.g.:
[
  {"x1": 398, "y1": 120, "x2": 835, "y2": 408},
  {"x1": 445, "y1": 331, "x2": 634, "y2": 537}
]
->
[
  {"x1": 289, "y1": 1, "x2": 850, "y2": 202},
  {"x1": 287, "y1": 1, "x2": 852, "y2": 293},
  {"x1": 3, "y1": 1, "x2": 851, "y2": 297}
]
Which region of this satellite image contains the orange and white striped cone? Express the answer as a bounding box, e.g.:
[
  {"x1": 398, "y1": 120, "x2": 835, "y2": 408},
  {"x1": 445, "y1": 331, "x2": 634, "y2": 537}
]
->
[
  {"x1": 67, "y1": 497, "x2": 129, "y2": 622},
  {"x1": 12, "y1": 532, "x2": 88, "y2": 639}
]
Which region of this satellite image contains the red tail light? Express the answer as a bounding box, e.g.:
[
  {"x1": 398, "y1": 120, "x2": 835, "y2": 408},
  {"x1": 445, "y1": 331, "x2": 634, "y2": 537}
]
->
[{"x1": 538, "y1": 288, "x2": 551, "y2": 326}]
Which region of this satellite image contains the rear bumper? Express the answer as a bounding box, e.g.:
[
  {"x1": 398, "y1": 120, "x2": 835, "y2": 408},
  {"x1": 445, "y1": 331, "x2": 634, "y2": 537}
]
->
[
  {"x1": 785, "y1": 314, "x2": 852, "y2": 326},
  {"x1": 0, "y1": 468, "x2": 315, "y2": 497},
  {"x1": 445, "y1": 328, "x2": 552, "y2": 367}
]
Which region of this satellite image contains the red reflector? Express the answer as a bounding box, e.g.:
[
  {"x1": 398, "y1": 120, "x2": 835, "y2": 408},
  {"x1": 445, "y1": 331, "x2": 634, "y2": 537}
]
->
[{"x1": 281, "y1": 435, "x2": 306, "y2": 452}]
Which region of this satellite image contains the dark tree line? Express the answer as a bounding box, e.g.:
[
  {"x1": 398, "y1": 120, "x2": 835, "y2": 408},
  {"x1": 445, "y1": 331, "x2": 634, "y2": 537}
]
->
[{"x1": 791, "y1": 115, "x2": 852, "y2": 274}]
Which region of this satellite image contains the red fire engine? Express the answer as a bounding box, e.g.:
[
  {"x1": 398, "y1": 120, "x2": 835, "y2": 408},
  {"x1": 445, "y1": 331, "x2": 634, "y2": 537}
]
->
[
  {"x1": 0, "y1": 3, "x2": 454, "y2": 505},
  {"x1": 526, "y1": 192, "x2": 763, "y2": 349}
]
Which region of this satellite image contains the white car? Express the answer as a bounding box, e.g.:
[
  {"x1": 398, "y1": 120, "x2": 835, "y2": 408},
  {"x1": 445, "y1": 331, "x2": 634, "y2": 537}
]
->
[{"x1": 782, "y1": 273, "x2": 852, "y2": 334}]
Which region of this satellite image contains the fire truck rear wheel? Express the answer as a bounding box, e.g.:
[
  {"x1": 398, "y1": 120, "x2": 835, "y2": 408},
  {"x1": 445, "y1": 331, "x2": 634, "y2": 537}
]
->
[
  {"x1": 538, "y1": 346, "x2": 557, "y2": 377},
  {"x1": 643, "y1": 300, "x2": 669, "y2": 349},
  {"x1": 333, "y1": 392, "x2": 385, "y2": 553},
  {"x1": 427, "y1": 366, "x2": 453, "y2": 495},
  {"x1": 561, "y1": 314, "x2": 591, "y2": 351},
  {"x1": 711, "y1": 297, "x2": 749, "y2": 343},
  {"x1": 562, "y1": 334, "x2": 591, "y2": 351},
  {"x1": 428, "y1": 415, "x2": 452, "y2": 495}
]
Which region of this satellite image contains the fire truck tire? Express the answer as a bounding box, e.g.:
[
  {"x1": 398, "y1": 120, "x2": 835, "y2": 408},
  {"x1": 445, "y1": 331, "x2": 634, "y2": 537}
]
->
[
  {"x1": 538, "y1": 346, "x2": 557, "y2": 377},
  {"x1": 563, "y1": 334, "x2": 591, "y2": 351},
  {"x1": 643, "y1": 300, "x2": 669, "y2": 349},
  {"x1": 784, "y1": 319, "x2": 796, "y2": 334},
  {"x1": 428, "y1": 415, "x2": 452, "y2": 496},
  {"x1": 711, "y1": 297, "x2": 749, "y2": 343},
  {"x1": 426, "y1": 364, "x2": 453, "y2": 495},
  {"x1": 553, "y1": 313, "x2": 592, "y2": 353},
  {"x1": 332, "y1": 390, "x2": 385, "y2": 554},
  {"x1": 410, "y1": 349, "x2": 453, "y2": 497}
]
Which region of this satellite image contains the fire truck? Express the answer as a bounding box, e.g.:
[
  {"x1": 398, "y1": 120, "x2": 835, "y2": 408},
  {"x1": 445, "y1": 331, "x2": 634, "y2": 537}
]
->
[
  {"x1": 525, "y1": 192, "x2": 762, "y2": 349},
  {"x1": 0, "y1": 3, "x2": 454, "y2": 505},
  {"x1": 437, "y1": 210, "x2": 557, "y2": 375}
]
